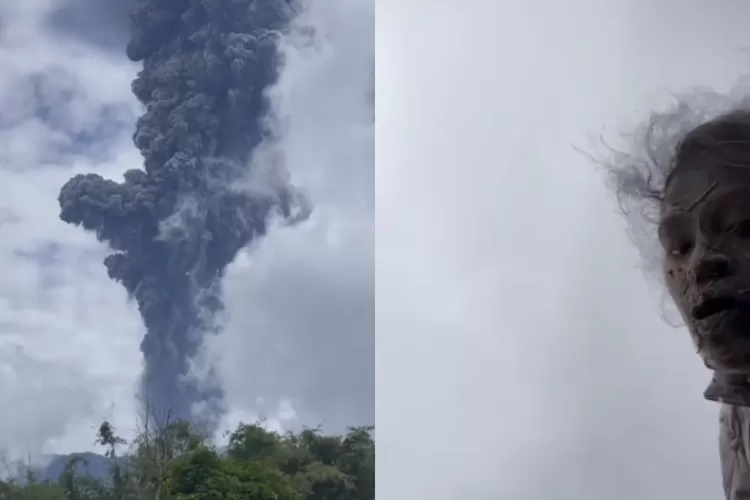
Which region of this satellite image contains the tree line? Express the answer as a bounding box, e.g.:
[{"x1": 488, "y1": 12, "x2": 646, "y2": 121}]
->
[{"x1": 0, "y1": 415, "x2": 374, "y2": 500}]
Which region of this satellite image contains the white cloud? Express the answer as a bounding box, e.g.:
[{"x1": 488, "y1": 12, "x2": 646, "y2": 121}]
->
[
  {"x1": 0, "y1": 1, "x2": 143, "y2": 461},
  {"x1": 211, "y1": 0, "x2": 374, "y2": 433},
  {"x1": 377, "y1": 0, "x2": 750, "y2": 498}
]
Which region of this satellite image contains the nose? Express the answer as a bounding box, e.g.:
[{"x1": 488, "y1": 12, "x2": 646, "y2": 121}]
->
[{"x1": 694, "y1": 253, "x2": 734, "y2": 285}]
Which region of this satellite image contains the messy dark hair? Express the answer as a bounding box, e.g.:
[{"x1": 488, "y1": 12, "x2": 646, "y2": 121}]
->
[{"x1": 599, "y1": 86, "x2": 750, "y2": 278}]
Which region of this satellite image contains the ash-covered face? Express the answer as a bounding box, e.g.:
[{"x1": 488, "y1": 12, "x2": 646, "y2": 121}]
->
[{"x1": 661, "y1": 151, "x2": 750, "y2": 372}]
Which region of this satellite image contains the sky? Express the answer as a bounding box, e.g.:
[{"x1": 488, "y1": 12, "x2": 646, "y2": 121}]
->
[
  {"x1": 377, "y1": 0, "x2": 750, "y2": 499},
  {"x1": 0, "y1": 0, "x2": 373, "y2": 461}
]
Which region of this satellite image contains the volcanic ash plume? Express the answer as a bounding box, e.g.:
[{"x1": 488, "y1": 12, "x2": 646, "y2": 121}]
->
[{"x1": 57, "y1": 0, "x2": 310, "y2": 426}]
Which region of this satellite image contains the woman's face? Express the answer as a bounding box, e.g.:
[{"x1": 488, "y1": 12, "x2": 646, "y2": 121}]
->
[{"x1": 661, "y1": 152, "x2": 750, "y2": 372}]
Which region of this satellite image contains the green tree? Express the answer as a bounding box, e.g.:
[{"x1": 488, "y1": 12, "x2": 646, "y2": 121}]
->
[
  {"x1": 226, "y1": 423, "x2": 281, "y2": 463},
  {"x1": 4, "y1": 418, "x2": 375, "y2": 500},
  {"x1": 225, "y1": 423, "x2": 374, "y2": 500},
  {"x1": 96, "y1": 421, "x2": 129, "y2": 499},
  {"x1": 167, "y1": 447, "x2": 296, "y2": 500},
  {"x1": 336, "y1": 427, "x2": 375, "y2": 500},
  {"x1": 0, "y1": 480, "x2": 66, "y2": 500}
]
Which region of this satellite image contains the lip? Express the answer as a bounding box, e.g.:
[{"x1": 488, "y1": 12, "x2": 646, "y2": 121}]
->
[{"x1": 692, "y1": 295, "x2": 746, "y2": 320}]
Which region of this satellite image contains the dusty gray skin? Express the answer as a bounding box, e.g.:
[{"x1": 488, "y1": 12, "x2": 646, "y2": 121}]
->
[{"x1": 650, "y1": 110, "x2": 750, "y2": 499}]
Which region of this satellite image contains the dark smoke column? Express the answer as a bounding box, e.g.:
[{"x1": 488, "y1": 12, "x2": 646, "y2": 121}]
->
[{"x1": 58, "y1": 0, "x2": 308, "y2": 427}]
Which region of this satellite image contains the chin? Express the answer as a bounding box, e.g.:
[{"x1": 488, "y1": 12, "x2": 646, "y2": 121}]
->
[
  {"x1": 693, "y1": 314, "x2": 750, "y2": 372},
  {"x1": 702, "y1": 340, "x2": 750, "y2": 373}
]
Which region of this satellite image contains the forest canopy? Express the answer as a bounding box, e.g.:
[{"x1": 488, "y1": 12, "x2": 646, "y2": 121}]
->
[{"x1": 0, "y1": 418, "x2": 374, "y2": 500}]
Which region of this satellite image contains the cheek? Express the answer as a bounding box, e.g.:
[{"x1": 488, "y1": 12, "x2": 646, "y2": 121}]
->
[
  {"x1": 665, "y1": 266, "x2": 689, "y2": 306},
  {"x1": 666, "y1": 268, "x2": 683, "y2": 283},
  {"x1": 733, "y1": 253, "x2": 750, "y2": 270}
]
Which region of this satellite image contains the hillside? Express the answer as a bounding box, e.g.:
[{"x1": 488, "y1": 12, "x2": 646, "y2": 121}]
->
[{"x1": 37, "y1": 453, "x2": 112, "y2": 483}]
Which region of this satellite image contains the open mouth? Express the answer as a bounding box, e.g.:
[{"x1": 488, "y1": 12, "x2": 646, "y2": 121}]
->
[{"x1": 693, "y1": 297, "x2": 742, "y2": 320}]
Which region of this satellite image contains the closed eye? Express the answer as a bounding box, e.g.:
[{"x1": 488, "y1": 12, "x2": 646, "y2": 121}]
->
[
  {"x1": 659, "y1": 211, "x2": 694, "y2": 257},
  {"x1": 670, "y1": 240, "x2": 694, "y2": 257},
  {"x1": 732, "y1": 219, "x2": 750, "y2": 239}
]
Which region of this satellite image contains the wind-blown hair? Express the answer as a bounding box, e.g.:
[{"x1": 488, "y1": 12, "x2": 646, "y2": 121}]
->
[{"x1": 600, "y1": 86, "x2": 750, "y2": 278}]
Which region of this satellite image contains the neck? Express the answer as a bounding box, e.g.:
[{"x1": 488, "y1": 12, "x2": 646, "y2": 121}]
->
[{"x1": 705, "y1": 371, "x2": 750, "y2": 406}]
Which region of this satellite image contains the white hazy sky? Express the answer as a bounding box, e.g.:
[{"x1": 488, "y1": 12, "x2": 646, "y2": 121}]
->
[{"x1": 377, "y1": 0, "x2": 750, "y2": 499}]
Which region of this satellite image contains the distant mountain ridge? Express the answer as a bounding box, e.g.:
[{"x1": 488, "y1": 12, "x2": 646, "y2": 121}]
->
[{"x1": 36, "y1": 452, "x2": 112, "y2": 483}]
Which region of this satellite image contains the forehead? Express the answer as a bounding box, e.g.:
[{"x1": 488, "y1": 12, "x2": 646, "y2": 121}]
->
[{"x1": 664, "y1": 153, "x2": 750, "y2": 212}]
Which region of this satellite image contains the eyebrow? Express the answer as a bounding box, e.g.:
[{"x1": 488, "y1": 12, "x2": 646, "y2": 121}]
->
[
  {"x1": 658, "y1": 181, "x2": 723, "y2": 238},
  {"x1": 686, "y1": 181, "x2": 718, "y2": 212}
]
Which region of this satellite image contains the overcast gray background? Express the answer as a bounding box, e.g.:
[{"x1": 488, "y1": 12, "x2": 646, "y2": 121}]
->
[
  {"x1": 0, "y1": 0, "x2": 373, "y2": 460},
  {"x1": 377, "y1": 0, "x2": 750, "y2": 499}
]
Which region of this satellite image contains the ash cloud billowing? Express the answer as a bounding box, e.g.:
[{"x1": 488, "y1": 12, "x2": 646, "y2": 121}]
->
[{"x1": 57, "y1": 0, "x2": 309, "y2": 426}]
